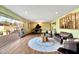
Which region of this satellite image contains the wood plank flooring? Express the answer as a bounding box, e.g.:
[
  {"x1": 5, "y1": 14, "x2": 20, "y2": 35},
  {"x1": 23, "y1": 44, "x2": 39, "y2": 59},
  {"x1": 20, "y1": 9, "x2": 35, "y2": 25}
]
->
[{"x1": 0, "y1": 34, "x2": 59, "y2": 54}]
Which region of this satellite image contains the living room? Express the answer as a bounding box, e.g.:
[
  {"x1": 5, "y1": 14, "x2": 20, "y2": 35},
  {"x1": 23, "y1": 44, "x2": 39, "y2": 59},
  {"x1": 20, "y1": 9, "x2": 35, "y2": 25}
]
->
[{"x1": 0, "y1": 5, "x2": 79, "y2": 54}]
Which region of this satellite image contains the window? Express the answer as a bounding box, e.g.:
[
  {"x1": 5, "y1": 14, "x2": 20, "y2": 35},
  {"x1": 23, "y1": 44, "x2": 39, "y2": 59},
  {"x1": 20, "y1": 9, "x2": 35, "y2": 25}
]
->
[{"x1": 0, "y1": 16, "x2": 23, "y2": 36}]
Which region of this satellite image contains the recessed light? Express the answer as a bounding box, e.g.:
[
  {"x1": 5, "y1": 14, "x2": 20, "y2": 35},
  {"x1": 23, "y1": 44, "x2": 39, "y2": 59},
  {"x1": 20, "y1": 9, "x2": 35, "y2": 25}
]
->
[
  {"x1": 56, "y1": 12, "x2": 58, "y2": 14},
  {"x1": 25, "y1": 11, "x2": 28, "y2": 14}
]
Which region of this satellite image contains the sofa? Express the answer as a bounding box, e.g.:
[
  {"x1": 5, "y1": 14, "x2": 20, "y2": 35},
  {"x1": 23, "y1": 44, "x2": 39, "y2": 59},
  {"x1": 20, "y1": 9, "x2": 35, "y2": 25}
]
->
[
  {"x1": 54, "y1": 32, "x2": 73, "y2": 43},
  {"x1": 54, "y1": 33, "x2": 61, "y2": 43},
  {"x1": 57, "y1": 39, "x2": 78, "y2": 54},
  {"x1": 57, "y1": 47, "x2": 76, "y2": 54},
  {"x1": 57, "y1": 37, "x2": 79, "y2": 54},
  {"x1": 59, "y1": 32, "x2": 73, "y2": 39},
  {"x1": 63, "y1": 38, "x2": 77, "y2": 52},
  {"x1": 53, "y1": 32, "x2": 78, "y2": 54}
]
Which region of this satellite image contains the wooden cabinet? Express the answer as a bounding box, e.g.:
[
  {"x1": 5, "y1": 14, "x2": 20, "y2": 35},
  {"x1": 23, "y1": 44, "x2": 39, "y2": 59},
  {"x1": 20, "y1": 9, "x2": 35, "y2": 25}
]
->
[
  {"x1": 60, "y1": 18, "x2": 65, "y2": 28},
  {"x1": 76, "y1": 13, "x2": 79, "y2": 29},
  {"x1": 60, "y1": 13, "x2": 79, "y2": 29}
]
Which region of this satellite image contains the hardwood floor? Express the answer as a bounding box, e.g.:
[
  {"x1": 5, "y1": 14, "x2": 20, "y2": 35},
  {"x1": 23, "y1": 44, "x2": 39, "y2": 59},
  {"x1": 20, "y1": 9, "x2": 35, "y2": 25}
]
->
[{"x1": 0, "y1": 34, "x2": 59, "y2": 54}]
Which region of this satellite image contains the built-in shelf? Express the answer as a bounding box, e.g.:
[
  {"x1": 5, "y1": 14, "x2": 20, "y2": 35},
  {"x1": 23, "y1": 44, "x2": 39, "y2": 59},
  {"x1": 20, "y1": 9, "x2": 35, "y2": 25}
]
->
[{"x1": 60, "y1": 12, "x2": 79, "y2": 29}]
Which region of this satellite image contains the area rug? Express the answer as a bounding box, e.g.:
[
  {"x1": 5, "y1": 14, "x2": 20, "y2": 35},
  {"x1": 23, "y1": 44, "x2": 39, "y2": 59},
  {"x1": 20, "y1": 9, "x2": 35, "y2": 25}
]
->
[{"x1": 28, "y1": 37, "x2": 62, "y2": 52}]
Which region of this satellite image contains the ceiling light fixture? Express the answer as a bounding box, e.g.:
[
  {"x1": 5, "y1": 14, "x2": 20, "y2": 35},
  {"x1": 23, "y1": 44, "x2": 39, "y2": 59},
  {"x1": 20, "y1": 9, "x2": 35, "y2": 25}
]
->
[
  {"x1": 25, "y1": 11, "x2": 28, "y2": 14},
  {"x1": 56, "y1": 12, "x2": 58, "y2": 14}
]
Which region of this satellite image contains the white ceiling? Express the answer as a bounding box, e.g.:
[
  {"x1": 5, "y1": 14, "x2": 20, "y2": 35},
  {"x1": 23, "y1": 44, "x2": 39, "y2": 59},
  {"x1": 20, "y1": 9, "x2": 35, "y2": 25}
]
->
[{"x1": 4, "y1": 5, "x2": 79, "y2": 22}]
